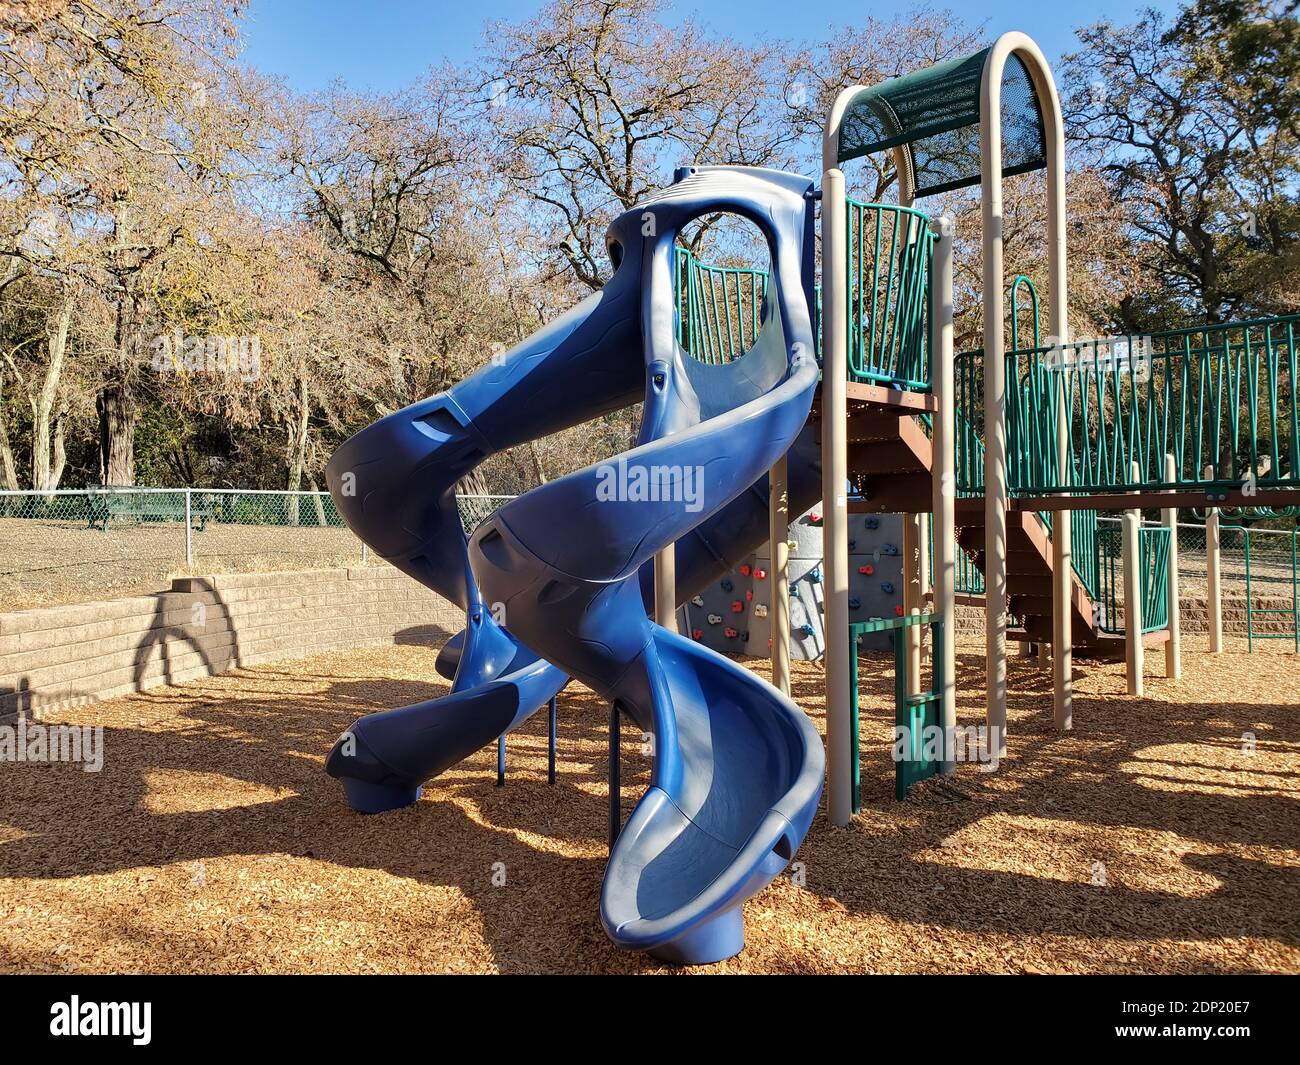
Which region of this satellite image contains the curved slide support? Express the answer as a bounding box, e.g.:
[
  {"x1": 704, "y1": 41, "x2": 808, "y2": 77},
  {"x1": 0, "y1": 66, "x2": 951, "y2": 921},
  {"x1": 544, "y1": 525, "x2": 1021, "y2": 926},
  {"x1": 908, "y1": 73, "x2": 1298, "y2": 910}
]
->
[{"x1": 471, "y1": 166, "x2": 825, "y2": 963}]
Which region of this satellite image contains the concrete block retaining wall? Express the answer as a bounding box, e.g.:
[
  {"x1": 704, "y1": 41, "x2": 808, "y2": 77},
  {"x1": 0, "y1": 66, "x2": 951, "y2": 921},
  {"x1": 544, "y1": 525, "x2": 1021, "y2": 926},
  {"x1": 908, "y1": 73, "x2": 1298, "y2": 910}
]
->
[{"x1": 0, "y1": 567, "x2": 459, "y2": 723}]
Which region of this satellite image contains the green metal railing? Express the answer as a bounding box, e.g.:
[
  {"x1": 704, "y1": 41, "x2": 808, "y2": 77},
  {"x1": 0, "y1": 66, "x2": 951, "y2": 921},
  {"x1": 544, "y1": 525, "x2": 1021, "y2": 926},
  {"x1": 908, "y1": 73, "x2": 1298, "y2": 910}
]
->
[
  {"x1": 674, "y1": 246, "x2": 768, "y2": 364},
  {"x1": 997, "y1": 315, "x2": 1300, "y2": 496},
  {"x1": 846, "y1": 198, "x2": 935, "y2": 390},
  {"x1": 1236, "y1": 524, "x2": 1300, "y2": 651},
  {"x1": 1010, "y1": 274, "x2": 1041, "y2": 351},
  {"x1": 1094, "y1": 523, "x2": 1171, "y2": 634},
  {"x1": 674, "y1": 199, "x2": 935, "y2": 389},
  {"x1": 848, "y1": 611, "x2": 945, "y2": 805}
]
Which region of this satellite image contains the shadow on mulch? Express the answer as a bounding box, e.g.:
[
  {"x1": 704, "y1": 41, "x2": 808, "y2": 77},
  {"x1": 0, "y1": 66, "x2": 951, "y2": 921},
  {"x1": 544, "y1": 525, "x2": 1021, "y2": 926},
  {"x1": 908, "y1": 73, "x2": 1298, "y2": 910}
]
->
[{"x1": 0, "y1": 639, "x2": 1296, "y2": 973}]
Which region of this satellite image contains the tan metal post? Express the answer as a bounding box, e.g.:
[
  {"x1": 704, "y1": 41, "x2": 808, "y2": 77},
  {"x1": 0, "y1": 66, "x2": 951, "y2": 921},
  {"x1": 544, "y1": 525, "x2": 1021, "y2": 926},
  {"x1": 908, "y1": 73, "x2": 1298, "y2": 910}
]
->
[
  {"x1": 1163, "y1": 453, "x2": 1181, "y2": 679},
  {"x1": 821, "y1": 167, "x2": 852, "y2": 826},
  {"x1": 1123, "y1": 461, "x2": 1144, "y2": 696},
  {"x1": 654, "y1": 546, "x2": 677, "y2": 632},
  {"x1": 769, "y1": 454, "x2": 791, "y2": 694},
  {"x1": 981, "y1": 34, "x2": 1069, "y2": 750},
  {"x1": 930, "y1": 217, "x2": 957, "y2": 774}
]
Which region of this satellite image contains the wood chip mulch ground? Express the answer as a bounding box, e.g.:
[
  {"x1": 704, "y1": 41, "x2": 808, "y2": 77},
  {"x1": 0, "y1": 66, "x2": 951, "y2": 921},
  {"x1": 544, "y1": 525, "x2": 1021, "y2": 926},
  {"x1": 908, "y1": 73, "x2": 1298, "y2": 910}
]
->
[{"x1": 1, "y1": 634, "x2": 1296, "y2": 974}]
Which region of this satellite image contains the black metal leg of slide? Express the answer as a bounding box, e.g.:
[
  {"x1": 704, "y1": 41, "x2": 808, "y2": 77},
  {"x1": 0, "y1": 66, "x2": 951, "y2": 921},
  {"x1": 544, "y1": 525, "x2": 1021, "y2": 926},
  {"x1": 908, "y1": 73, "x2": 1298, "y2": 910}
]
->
[
  {"x1": 547, "y1": 696, "x2": 557, "y2": 785},
  {"x1": 496, "y1": 733, "x2": 505, "y2": 787},
  {"x1": 608, "y1": 701, "x2": 621, "y2": 853}
]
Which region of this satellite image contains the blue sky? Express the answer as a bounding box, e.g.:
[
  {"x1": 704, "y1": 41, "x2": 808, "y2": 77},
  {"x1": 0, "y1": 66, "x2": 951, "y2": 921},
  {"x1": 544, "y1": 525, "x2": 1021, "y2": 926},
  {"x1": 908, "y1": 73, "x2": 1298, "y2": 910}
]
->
[{"x1": 240, "y1": 0, "x2": 1179, "y2": 94}]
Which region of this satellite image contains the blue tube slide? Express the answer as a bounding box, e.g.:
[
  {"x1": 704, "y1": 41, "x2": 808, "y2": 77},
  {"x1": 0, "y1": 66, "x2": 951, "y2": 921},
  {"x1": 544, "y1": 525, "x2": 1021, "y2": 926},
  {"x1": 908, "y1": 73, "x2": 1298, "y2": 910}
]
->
[{"x1": 470, "y1": 166, "x2": 824, "y2": 963}]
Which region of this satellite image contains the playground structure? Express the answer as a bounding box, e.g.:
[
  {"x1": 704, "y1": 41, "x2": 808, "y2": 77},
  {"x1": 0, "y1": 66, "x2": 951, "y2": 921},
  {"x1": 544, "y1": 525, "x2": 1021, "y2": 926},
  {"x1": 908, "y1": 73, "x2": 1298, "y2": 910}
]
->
[{"x1": 321, "y1": 32, "x2": 1299, "y2": 965}]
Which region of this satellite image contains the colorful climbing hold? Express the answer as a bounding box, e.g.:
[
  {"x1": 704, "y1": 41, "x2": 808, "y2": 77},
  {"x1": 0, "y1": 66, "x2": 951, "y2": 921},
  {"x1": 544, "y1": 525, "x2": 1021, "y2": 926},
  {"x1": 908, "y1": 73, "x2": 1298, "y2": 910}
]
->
[
  {"x1": 691, "y1": 595, "x2": 704, "y2": 608},
  {"x1": 754, "y1": 604, "x2": 768, "y2": 618},
  {"x1": 858, "y1": 563, "x2": 874, "y2": 576},
  {"x1": 731, "y1": 600, "x2": 744, "y2": 613},
  {"x1": 739, "y1": 564, "x2": 751, "y2": 577},
  {"x1": 745, "y1": 589, "x2": 753, "y2": 602},
  {"x1": 724, "y1": 627, "x2": 739, "y2": 639},
  {"x1": 707, "y1": 613, "x2": 723, "y2": 625},
  {"x1": 894, "y1": 604, "x2": 904, "y2": 616},
  {"x1": 754, "y1": 568, "x2": 767, "y2": 580},
  {"x1": 721, "y1": 578, "x2": 733, "y2": 592},
  {"x1": 691, "y1": 629, "x2": 703, "y2": 641},
  {"x1": 881, "y1": 581, "x2": 894, "y2": 594}
]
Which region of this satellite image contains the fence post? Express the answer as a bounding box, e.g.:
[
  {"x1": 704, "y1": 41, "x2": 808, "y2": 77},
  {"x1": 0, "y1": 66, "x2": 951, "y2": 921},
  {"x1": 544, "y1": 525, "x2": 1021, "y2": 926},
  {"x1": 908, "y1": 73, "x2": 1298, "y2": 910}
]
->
[
  {"x1": 1163, "y1": 453, "x2": 1181, "y2": 679},
  {"x1": 184, "y1": 488, "x2": 193, "y2": 568},
  {"x1": 1123, "y1": 460, "x2": 1143, "y2": 696},
  {"x1": 1205, "y1": 464, "x2": 1223, "y2": 653}
]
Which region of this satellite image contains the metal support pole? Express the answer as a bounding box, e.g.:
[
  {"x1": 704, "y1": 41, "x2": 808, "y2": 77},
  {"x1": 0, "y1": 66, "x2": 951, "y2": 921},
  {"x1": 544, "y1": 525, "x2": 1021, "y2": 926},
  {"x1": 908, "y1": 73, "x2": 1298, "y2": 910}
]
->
[
  {"x1": 930, "y1": 217, "x2": 957, "y2": 774},
  {"x1": 496, "y1": 733, "x2": 506, "y2": 787},
  {"x1": 654, "y1": 546, "x2": 677, "y2": 632},
  {"x1": 184, "y1": 489, "x2": 193, "y2": 568},
  {"x1": 1123, "y1": 461, "x2": 1144, "y2": 696},
  {"x1": 547, "y1": 696, "x2": 557, "y2": 785},
  {"x1": 980, "y1": 34, "x2": 1068, "y2": 753},
  {"x1": 1206, "y1": 465, "x2": 1224, "y2": 653},
  {"x1": 1163, "y1": 453, "x2": 1181, "y2": 680},
  {"x1": 820, "y1": 167, "x2": 852, "y2": 826},
  {"x1": 770, "y1": 453, "x2": 791, "y2": 695},
  {"x1": 608, "y1": 702, "x2": 621, "y2": 851}
]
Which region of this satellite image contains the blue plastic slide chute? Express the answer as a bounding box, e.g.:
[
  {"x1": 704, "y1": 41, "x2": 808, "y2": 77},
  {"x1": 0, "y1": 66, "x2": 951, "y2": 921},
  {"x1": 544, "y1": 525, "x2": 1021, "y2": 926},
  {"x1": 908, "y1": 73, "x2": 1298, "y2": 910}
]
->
[
  {"x1": 323, "y1": 165, "x2": 824, "y2": 964},
  {"x1": 471, "y1": 166, "x2": 824, "y2": 963}
]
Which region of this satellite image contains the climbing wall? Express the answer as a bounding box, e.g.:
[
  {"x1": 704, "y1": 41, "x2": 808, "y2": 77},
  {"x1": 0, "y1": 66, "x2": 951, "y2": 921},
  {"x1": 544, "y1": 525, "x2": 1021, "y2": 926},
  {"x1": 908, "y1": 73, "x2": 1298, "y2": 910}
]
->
[{"x1": 683, "y1": 505, "x2": 905, "y2": 659}]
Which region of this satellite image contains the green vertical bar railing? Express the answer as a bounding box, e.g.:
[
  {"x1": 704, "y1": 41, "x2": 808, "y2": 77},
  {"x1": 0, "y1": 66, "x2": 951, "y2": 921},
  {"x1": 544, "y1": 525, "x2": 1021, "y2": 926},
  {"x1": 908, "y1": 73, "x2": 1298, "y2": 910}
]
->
[
  {"x1": 673, "y1": 245, "x2": 769, "y2": 365},
  {"x1": 976, "y1": 314, "x2": 1300, "y2": 496},
  {"x1": 1092, "y1": 521, "x2": 1170, "y2": 635},
  {"x1": 848, "y1": 612, "x2": 945, "y2": 807},
  {"x1": 845, "y1": 197, "x2": 936, "y2": 390}
]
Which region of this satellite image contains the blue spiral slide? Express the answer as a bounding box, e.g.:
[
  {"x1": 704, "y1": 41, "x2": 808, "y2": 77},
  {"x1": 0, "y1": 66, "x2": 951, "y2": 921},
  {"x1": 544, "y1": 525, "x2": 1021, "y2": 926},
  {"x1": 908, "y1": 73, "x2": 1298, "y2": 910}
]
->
[{"x1": 324, "y1": 166, "x2": 825, "y2": 964}]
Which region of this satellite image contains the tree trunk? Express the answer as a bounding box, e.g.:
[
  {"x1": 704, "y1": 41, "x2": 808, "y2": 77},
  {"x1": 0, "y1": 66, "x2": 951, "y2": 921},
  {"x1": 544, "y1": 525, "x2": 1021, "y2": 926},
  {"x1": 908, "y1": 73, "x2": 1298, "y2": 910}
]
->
[
  {"x1": 96, "y1": 379, "x2": 137, "y2": 486},
  {"x1": 32, "y1": 296, "x2": 72, "y2": 491},
  {"x1": 50, "y1": 405, "x2": 66, "y2": 490},
  {"x1": 0, "y1": 370, "x2": 18, "y2": 491}
]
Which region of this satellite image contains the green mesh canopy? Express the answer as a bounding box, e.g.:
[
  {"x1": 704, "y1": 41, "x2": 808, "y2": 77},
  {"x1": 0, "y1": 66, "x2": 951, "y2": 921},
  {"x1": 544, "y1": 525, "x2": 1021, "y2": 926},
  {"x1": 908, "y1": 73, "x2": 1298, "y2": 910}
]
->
[{"x1": 836, "y1": 46, "x2": 1046, "y2": 197}]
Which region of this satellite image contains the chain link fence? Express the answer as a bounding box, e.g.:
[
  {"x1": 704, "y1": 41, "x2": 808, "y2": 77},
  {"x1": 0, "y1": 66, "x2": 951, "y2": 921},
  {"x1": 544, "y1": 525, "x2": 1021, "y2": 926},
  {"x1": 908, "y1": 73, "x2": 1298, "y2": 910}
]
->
[
  {"x1": 4, "y1": 489, "x2": 1295, "y2": 650},
  {"x1": 0, "y1": 489, "x2": 513, "y2": 612},
  {"x1": 1106, "y1": 517, "x2": 1299, "y2": 646}
]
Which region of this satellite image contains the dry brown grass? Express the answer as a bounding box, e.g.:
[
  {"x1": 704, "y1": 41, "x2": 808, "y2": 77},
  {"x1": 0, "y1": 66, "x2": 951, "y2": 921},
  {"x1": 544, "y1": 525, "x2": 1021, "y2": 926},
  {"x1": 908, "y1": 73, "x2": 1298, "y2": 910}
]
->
[{"x1": 0, "y1": 634, "x2": 1296, "y2": 974}]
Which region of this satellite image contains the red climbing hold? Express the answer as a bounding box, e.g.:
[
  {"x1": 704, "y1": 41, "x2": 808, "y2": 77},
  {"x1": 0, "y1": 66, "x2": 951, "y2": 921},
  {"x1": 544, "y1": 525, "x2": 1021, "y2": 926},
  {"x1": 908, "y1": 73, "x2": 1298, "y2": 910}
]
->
[
  {"x1": 859, "y1": 563, "x2": 874, "y2": 576},
  {"x1": 724, "y1": 627, "x2": 739, "y2": 639},
  {"x1": 745, "y1": 590, "x2": 753, "y2": 602},
  {"x1": 809, "y1": 512, "x2": 822, "y2": 525},
  {"x1": 754, "y1": 568, "x2": 767, "y2": 580},
  {"x1": 739, "y1": 564, "x2": 751, "y2": 577},
  {"x1": 731, "y1": 600, "x2": 744, "y2": 613},
  {"x1": 691, "y1": 629, "x2": 703, "y2": 641},
  {"x1": 894, "y1": 604, "x2": 904, "y2": 616}
]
